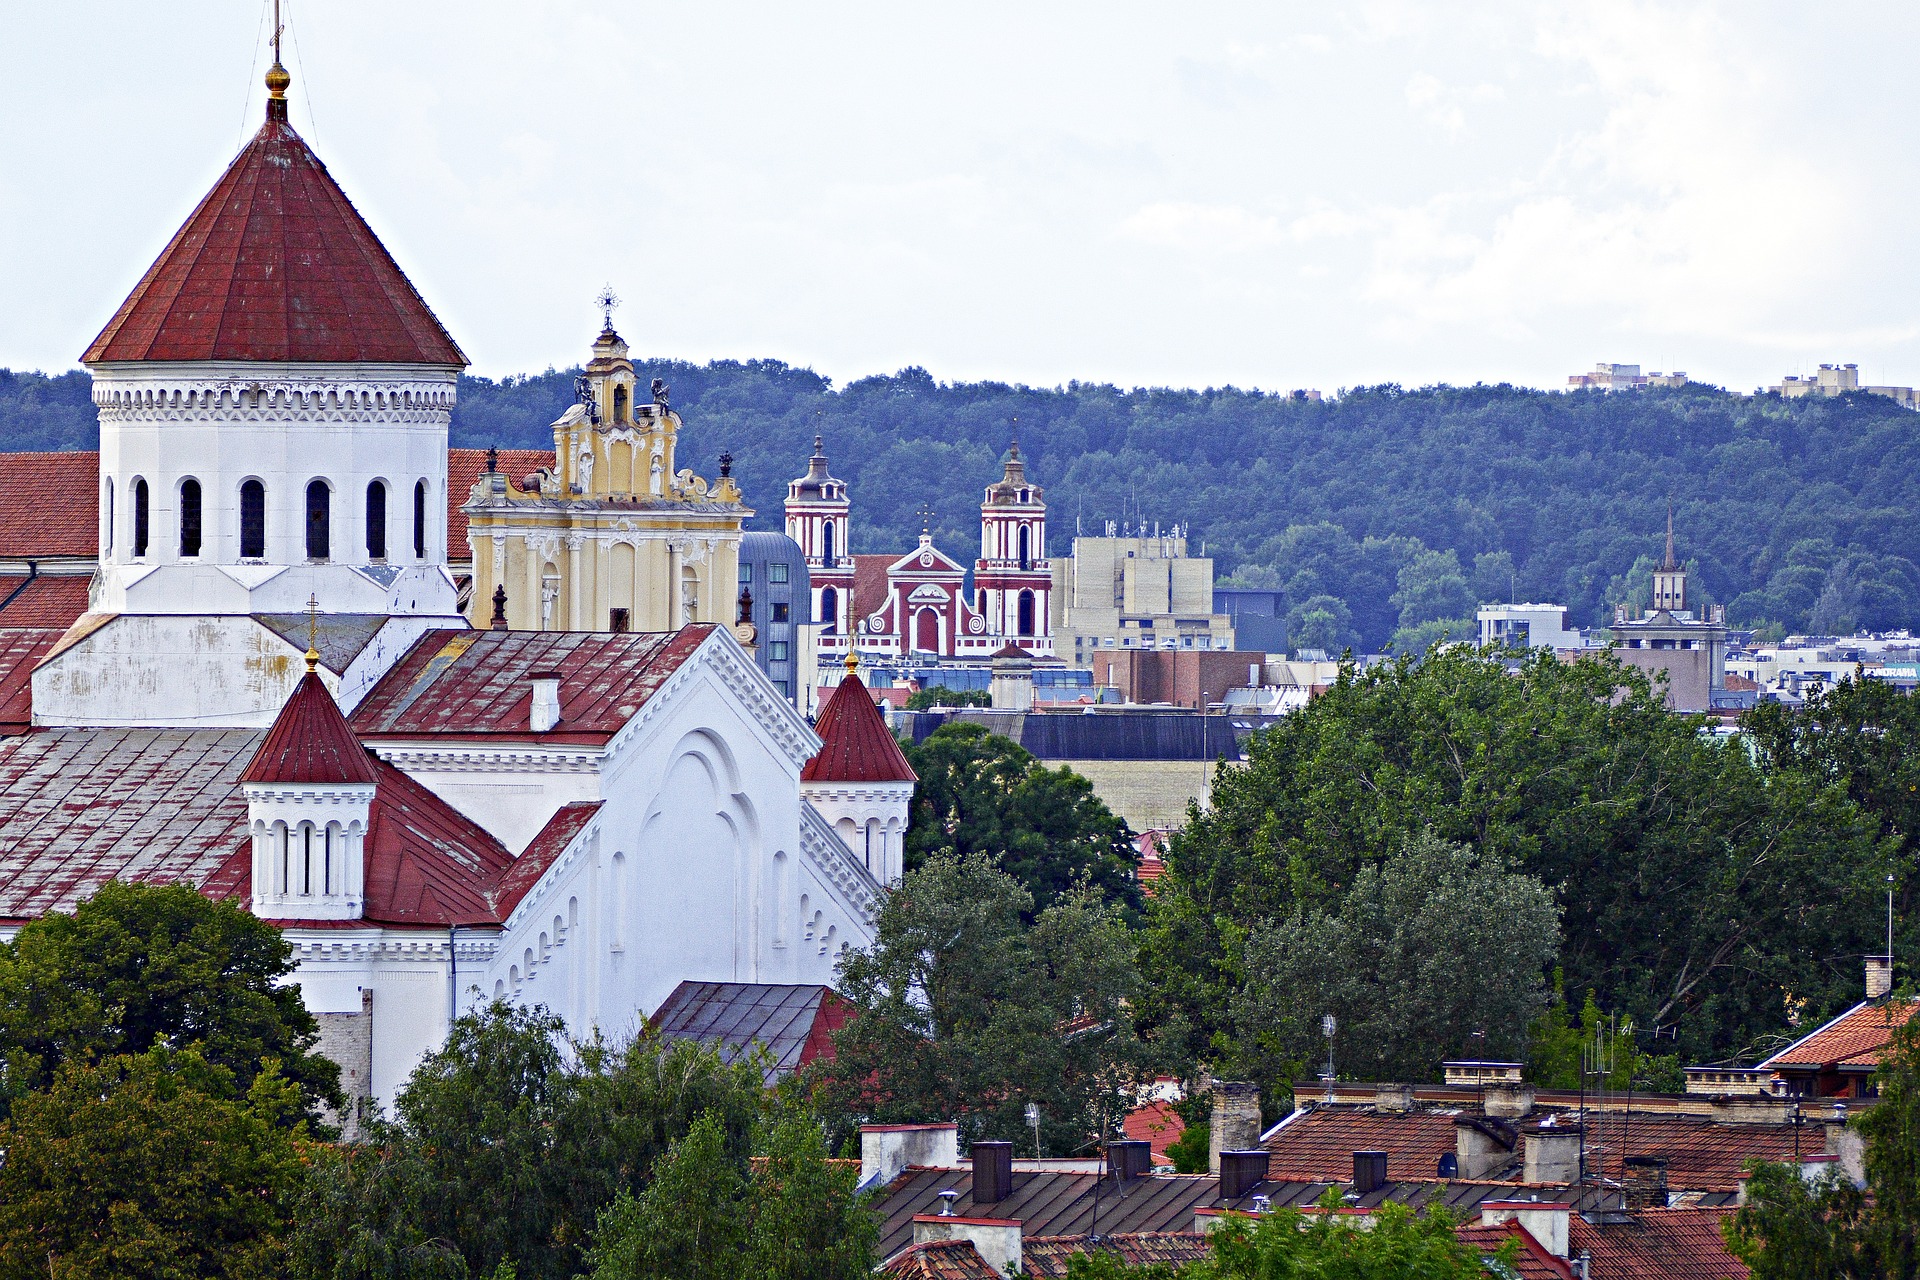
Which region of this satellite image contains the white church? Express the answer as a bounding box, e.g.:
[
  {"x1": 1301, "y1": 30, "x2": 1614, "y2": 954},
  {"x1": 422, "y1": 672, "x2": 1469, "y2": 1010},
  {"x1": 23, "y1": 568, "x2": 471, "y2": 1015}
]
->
[{"x1": 0, "y1": 55, "x2": 915, "y2": 1116}]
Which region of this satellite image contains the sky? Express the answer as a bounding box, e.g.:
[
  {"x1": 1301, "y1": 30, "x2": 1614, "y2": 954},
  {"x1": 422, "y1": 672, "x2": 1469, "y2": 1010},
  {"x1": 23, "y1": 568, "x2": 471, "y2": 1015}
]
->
[{"x1": 2, "y1": 1, "x2": 1916, "y2": 395}]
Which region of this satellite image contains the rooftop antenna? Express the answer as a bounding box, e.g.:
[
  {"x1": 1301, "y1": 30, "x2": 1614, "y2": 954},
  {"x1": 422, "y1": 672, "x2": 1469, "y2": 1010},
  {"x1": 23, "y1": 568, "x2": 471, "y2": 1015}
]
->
[
  {"x1": 1321, "y1": 1014, "x2": 1338, "y2": 1103},
  {"x1": 1025, "y1": 1102, "x2": 1042, "y2": 1160}
]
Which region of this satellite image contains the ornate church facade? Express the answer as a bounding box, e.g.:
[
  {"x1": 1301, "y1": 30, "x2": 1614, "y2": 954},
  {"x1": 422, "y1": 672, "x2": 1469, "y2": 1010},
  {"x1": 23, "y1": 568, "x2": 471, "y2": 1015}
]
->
[
  {"x1": 0, "y1": 54, "x2": 905, "y2": 1121},
  {"x1": 783, "y1": 439, "x2": 1054, "y2": 664}
]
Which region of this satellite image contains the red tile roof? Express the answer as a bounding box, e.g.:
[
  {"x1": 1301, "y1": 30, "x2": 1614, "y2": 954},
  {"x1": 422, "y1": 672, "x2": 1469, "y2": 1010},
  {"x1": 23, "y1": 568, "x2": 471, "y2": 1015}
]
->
[
  {"x1": 1763, "y1": 999, "x2": 1918, "y2": 1071},
  {"x1": 0, "y1": 628, "x2": 61, "y2": 734},
  {"x1": 802, "y1": 672, "x2": 916, "y2": 783},
  {"x1": 1264, "y1": 1107, "x2": 1468, "y2": 1182},
  {"x1": 1021, "y1": 1233, "x2": 1211, "y2": 1277},
  {"x1": 447, "y1": 448, "x2": 553, "y2": 560},
  {"x1": 881, "y1": 1240, "x2": 1002, "y2": 1280},
  {"x1": 853, "y1": 554, "x2": 893, "y2": 623},
  {"x1": 1454, "y1": 1222, "x2": 1573, "y2": 1279},
  {"x1": 239, "y1": 670, "x2": 379, "y2": 785},
  {"x1": 1122, "y1": 1099, "x2": 1186, "y2": 1166},
  {"x1": 84, "y1": 116, "x2": 464, "y2": 366},
  {"x1": 0, "y1": 577, "x2": 93, "y2": 629},
  {"x1": 0, "y1": 453, "x2": 97, "y2": 557},
  {"x1": 350, "y1": 627, "x2": 714, "y2": 745},
  {"x1": 1567, "y1": 1208, "x2": 1747, "y2": 1280}
]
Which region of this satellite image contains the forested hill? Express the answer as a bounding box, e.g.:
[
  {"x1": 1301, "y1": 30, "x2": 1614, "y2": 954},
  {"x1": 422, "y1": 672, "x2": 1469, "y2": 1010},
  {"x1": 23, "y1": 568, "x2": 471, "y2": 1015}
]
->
[{"x1": 6, "y1": 360, "x2": 1920, "y2": 649}]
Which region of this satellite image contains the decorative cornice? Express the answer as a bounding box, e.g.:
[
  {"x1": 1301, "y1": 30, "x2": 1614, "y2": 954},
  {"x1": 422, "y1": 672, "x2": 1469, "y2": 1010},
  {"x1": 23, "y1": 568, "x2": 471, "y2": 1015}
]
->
[
  {"x1": 800, "y1": 804, "x2": 884, "y2": 921},
  {"x1": 91, "y1": 366, "x2": 457, "y2": 429},
  {"x1": 366, "y1": 745, "x2": 604, "y2": 774}
]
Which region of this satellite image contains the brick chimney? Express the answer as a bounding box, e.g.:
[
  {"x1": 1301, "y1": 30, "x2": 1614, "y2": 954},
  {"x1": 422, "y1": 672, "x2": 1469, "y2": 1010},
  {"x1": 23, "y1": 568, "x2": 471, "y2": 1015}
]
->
[
  {"x1": 1521, "y1": 1122, "x2": 1583, "y2": 1184},
  {"x1": 1374, "y1": 1083, "x2": 1415, "y2": 1113},
  {"x1": 1866, "y1": 955, "x2": 1894, "y2": 1000},
  {"x1": 1622, "y1": 1155, "x2": 1668, "y2": 1210},
  {"x1": 860, "y1": 1123, "x2": 959, "y2": 1189},
  {"x1": 1209, "y1": 1081, "x2": 1261, "y2": 1173}
]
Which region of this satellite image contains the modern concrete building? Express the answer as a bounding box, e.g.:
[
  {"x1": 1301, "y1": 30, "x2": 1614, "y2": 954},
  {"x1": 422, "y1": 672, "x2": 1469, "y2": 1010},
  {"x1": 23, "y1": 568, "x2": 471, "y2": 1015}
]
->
[
  {"x1": 1051, "y1": 529, "x2": 1235, "y2": 665},
  {"x1": 738, "y1": 531, "x2": 813, "y2": 709},
  {"x1": 1477, "y1": 603, "x2": 1586, "y2": 651},
  {"x1": 1772, "y1": 362, "x2": 1917, "y2": 409}
]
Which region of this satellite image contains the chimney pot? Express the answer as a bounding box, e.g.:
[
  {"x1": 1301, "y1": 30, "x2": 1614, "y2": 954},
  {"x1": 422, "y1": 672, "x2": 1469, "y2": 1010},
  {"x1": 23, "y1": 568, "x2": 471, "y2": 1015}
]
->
[
  {"x1": 1105, "y1": 1139, "x2": 1152, "y2": 1181},
  {"x1": 1866, "y1": 955, "x2": 1894, "y2": 1000},
  {"x1": 1622, "y1": 1155, "x2": 1668, "y2": 1210},
  {"x1": 530, "y1": 672, "x2": 563, "y2": 732}
]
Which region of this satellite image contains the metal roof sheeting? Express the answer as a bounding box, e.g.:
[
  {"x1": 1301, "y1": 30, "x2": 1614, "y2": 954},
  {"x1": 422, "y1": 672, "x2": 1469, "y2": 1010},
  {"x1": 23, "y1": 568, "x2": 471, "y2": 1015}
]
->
[
  {"x1": 802, "y1": 673, "x2": 916, "y2": 783},
  {"x1": 648, "y1": 981, "x2": 854, "y2": 1081},
  {"x1": 240, "y1": 671, "x2": 379, "y2": 785}
]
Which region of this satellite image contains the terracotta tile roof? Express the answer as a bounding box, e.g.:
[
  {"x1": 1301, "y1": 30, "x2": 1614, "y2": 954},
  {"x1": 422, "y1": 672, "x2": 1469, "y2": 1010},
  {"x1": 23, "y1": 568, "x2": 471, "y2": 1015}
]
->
[
  {"x1": 1567, "y1": 1208, "x2": 1747, "y2": 1280},
  {"x1": 648, "y1": 981, "x2": 855, "y2": 1081},
  {"x1": 1263, "y1": 1105, "x2": 1801, "y2": 1193},
  {"x1": 349, "y1": 626, "x2": 715, "y2": 745},
  {"x1": 84, "y1": 116, "x2": 464, "y2": 366},
  {"x1": 0, "y1": 628, "x2": 62, "y2": 734},
  {"x1": 0, "y1": 577, "x2": 93, "y2": 629},
  {"x1": 239, "y1": 671, "x2": 379, "y2": 785},
  {"x1": 880, "y1": 1240, "x2": 1002, "y2": 1280},
  {"x1": 802, "y1": 672, "x2": 916, "y2": 783},
  {"x1": 0, "y1": 453, "x2": 97, "y2": 557},
  {"x1": 1763, "y1": 999, "x2": 1918, "y2": 1071},
  {"x1": 1454, "y1": 1222, "x2": 1573, "y2": 1279},
  {"x1": 446, "y1": 448, "x2": 553, "y2": 559},
  {"x1": 1122, "y1": 1099, "x2": 1186, "y2": 1166},
  {"x1": 1022, "y1": 1233, "x2": 1212, "y2": 1277}
]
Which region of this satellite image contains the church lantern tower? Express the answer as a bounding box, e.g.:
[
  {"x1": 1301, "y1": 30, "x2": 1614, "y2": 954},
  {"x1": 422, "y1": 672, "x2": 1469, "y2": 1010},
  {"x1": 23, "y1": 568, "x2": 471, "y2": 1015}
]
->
[
  {"x1": 785, "y1": 437, "x2": 856, "y2": 663},
  {"x1": 1651, "y1": 505, "x2": 1686, "y2": 616},
  {"x1": 975, "y1": 442, "x2": 1052, "y2": 654}
]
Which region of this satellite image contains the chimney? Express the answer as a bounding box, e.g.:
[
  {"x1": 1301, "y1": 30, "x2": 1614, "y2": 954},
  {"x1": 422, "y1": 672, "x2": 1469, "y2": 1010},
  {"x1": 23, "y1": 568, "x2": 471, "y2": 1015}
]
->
[
  {"x1": 1352, "y1": 1150, "x2": 1388, "y2": 1196},
  {"x1": 1483, "y1": 1082, "x2": 1537, "y2": 1119},
  {"x1": 912, "y1": 1215, "x2": 1021, "y2": 1277},
  {"x1": 530, "y1": 672, "x2": 563, "y2": 732},
  {"x1": 1866, "y1": 955, "x2": 1894, "y2": 1000},
  {"x1": 1711, "y1": 1095, "x2": 1793, "y2": 1125},
  {"x1": 1521, "y1": 1124, "x2": 1583, "y2": 1185},
  {"x1": 1826, "y1": 1119, "x2": 1867, "y2": 1187},
  {"x1": 1622, "y1": 1155, "x2": 1668, "y2": 1210},
  {"x1": 1454, "y1": 1117, "x2": 1517, "y2": 1180},
  {"x1": 1217, "y1": 1150, "x2": 1270, "y2": 1201},
  {"x1": 860, "y1": 1123, "x2": 960, "y2": 1189},
  {"x1": 1480, "y1": 1201, "x2": 1571, "y2": 1259},
  {"x1": 1208, "y1": 1081, "x2": 1262, "y2": 1173},
  {"x1": 1374, "y1": 1083, "x2": 1414, "y2": 1113},
  {"x1": 1105, "y1": 1140, "x2": 1152, "y2": 1181},
  {"x1": 972, "y1": 1141, "x2": 1014, "y2": 1203}
]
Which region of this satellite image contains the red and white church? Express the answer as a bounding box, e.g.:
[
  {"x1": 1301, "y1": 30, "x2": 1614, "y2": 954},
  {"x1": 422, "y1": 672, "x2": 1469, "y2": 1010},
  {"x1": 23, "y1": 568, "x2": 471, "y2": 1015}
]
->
[{"x1": 783, "y1": 438, "x2": 1054, "y2": 664}]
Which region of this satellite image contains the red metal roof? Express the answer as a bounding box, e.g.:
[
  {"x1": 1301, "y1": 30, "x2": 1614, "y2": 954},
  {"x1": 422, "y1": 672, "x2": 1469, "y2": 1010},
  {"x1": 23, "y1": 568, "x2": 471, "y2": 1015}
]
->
[
  {"x1": 83, "y1": 115, "x2": 464, "y2": 366},
  {"x1": 0, "y1": 577, "x2": 93, "y2": 629},
  {"x1": 350, "y1": 627, "x2": 715, "y2": 745},
  {"x1": 0, "y1": 453, "x2": 97, "y2": 557},
  {"x1": 0, "y1": 628, "x2": 63, "y2": 735},
  {"x1": 355, "y1": 757, "x2": 516, "y2": 926},
  {"x1": 489, "y1": 801, "x2": 602, "y2": 921},
  {"x1": 1566, "y1": 1208, "x2": 1747, "y2": 1280},
  {"x1": 447, "y1": 448, "x2": 553, "y2": 559},
  {"x1": 649, "y1": 981, "x2": 855, "y2": 1081},
  {"x1": 802, "y1": 672, "x2": 916, "y2": 783},
  {"x1": 1763, "y1": 998, "x2": 1918, "y2": 1071},
  {"x1": 239, "y1": 670, "x2": 379, "y2": 785}
]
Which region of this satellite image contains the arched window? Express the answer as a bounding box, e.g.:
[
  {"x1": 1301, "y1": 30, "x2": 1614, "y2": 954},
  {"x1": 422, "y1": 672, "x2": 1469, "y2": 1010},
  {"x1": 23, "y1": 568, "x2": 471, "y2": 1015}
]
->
[
  {"x1": 240, "y1": 481, "x2": 266, "y2": 559},
  {"x1": 132, "y1": 478, "x2": 150, "y2": 557},
  {"x1": 1018, "y1": 589, "x2": 1035, "y2": 636},
  {"x1": 413, "y1": 480, "x2": 427, "y2": 559},
  {"x1": 820, "y1": 586, "x2": 838, "y2": 633},
  {"x1": 915, "y1": 607, "x2": 940, "y2": 653},
  {"x1": 612, "y1": 384, "x2": 628, "y2": 422},
  {"x1": 305, "y1": 480, "x2": 330, "y2": 561},
  {"x1": 822, "y1": 522, "x2": 835, "y2": 567},
  {"x1": 179, "y1": 478, "x2": 202, "y2": 557},
  {"x1": 365, "y1": 481, "x2": 387, "y2": 560},
  {"x1": 104, "y1": 478, "x2": 114, "y2": 552},
  {"x1": 1018, "y1": 525, "x2": 1031, "y2": 569},
  {"x1": 977, "y1": 589, "x2": 986, "y2": 614}
]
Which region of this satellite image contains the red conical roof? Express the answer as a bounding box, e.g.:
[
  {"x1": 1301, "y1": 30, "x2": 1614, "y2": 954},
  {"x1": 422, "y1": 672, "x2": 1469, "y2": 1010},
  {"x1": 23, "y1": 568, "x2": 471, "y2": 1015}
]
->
[
  {"x1": 801, "y1": 672, "x2": 917, "y2": 784},
  {"x1": 83, "y1": 113, "x2": 465, "y2": 366},
  {"x1": 241, "y1": 671, "x2": 380, "y2": 786}
]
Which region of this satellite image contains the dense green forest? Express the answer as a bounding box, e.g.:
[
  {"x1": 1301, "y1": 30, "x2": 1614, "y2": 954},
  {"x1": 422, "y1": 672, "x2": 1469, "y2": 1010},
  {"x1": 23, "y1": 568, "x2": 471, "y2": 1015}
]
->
[{"x1": 6, "y1": 361, "x2": 1920, "y2": 648}]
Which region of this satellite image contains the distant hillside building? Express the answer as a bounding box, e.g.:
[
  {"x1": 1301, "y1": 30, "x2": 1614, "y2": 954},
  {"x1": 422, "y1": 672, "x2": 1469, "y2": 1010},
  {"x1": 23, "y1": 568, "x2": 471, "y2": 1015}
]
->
[
  {"x1": 1609, "y1": 514, "x2": 1731, "y2": 712},
  {"x1": 1051, "y1": 529, "x2": 1235, "y2": 667},
  {"x1": 1772, "y1": 362, "x2": 1918, "y2": 410},
  {"x1": 1567, "y1": 363, "x2": 1687, "y2": 392},
  {"x1": 1477, "y1": 603, "x2": 1586, "y2": 651}
]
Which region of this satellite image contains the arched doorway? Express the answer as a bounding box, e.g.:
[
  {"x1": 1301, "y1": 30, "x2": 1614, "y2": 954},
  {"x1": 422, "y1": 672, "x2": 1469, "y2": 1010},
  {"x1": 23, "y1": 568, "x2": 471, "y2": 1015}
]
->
[{"x1": 915, "y1": 607, "x2": 940, "y2": 653}]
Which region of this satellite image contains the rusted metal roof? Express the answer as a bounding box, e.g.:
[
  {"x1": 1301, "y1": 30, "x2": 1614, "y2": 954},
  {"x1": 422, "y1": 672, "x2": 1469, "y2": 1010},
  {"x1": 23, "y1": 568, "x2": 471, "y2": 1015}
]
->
[
  {"x1": 350, "y1": 627, "x2": 715, "y2": 745},
  {"x1": 0, "y1": 453, "x2": 97, "y2": 557},
  {"x1": 356, "y1": 757, "x2": 515, "y2": 926},
  {"x1": 0, "y1": 576, "x2": 93, "y2": 629},
  {"x1": 0, "y1": 628, "x2": 62, "y2": 734},
  {"x1": 801, "y1": 672, "x2": 916, "y2": 783},
  {"x1": 489, "y1": 801, "x2": 602, "y2": 921},
  {"x1": 648, "y1": 981, "x2": 855, "y2": 1080},
  {"x1": 83, "y1": 115, "x2": 464, "y2": 366},
  {"x1": 239, "y1": 671, "x2": 379, "y2": 785}
]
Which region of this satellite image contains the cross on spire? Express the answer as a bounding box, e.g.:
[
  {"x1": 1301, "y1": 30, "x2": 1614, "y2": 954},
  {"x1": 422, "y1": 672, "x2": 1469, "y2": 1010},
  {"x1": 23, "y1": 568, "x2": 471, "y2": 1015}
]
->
[
  {"x1": 264, "y1": 0, "x2": 292, "y2": 104},
  {"x1": 915, "y1": 503, "x2": 937, "y2": 536},
  {"x1": 304, "y1": 593, "x2": 320, "y2": 672},
  {"x1": 595, "y1": 285, "x2": 621, "y2": 330}
]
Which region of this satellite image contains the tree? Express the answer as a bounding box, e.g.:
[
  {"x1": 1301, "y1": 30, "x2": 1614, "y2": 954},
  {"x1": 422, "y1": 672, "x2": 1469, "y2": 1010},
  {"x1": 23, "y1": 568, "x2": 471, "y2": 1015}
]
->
[
  {"x1": 290, "y1": 1003, "x2": 765, "y2": 1280},
  {"x1": 1062, "y1": 1198, "x2": 1514, "y2": 1278},
  {"x1": 0, "y1": 880, "x2": 340, "y2": 1123},
  {"x1": 1391, "y1": 549, "x2": 1475, "y2": 631},
  {"x1": 904, "y1": 686, "x2": 991, "y2": 709},
  {"x1": 1139, "y1": 646, "x2": 1890, "y2": 1075},
  {"x1": 902, "y1": 722, "x2": 1140, "y2": 916},
  {"x1": 1283, "y1": 593, "x2": 1356, "y2": 655},
  {"x1": 0, "y1": 1047, "x2": 308, "y2": 1280},
  {"x1": 819, "y1": 853, "x2": 1152, "y2": 1154},
  {"x1": 1229, "y1": 830, "x2": 1558, "y2": 1088},
  {"x1": 585, "y1": 1110, "x2": 875, "y2": 1280}
]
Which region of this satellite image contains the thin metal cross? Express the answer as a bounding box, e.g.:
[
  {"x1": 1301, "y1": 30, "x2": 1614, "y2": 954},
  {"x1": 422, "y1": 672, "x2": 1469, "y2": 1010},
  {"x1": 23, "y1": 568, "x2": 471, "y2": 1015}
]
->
[
  {"x1": 595, "y1": 285, "x2": 621, "y2": 328},
  {"x1": 914, "y1": 503, "x2": 936, "y2": 536}
]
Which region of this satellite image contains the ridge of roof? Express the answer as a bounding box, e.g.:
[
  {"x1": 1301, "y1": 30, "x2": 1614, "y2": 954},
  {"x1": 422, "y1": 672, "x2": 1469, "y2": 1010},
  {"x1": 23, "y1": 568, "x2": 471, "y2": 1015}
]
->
[
  {"x1": 802, "y1": 672, "x2": 916, "y2": 784},
  {"x1": 239, "y1": 671, "x2": 379, "y2": 786},
  {"x1": 84, "y1": 117, "x2": 465, "y2": 366}
]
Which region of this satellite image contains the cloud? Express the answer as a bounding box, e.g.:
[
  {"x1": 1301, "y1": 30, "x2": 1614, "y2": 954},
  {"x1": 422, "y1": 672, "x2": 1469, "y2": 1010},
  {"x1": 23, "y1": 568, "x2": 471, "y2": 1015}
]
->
[
  {"x1": 1404, "y1": 72, "x2": 1505, "y2": 138},
  {"x1": 1116, "y1": 201, "x2": 1365, "y2": 254}
]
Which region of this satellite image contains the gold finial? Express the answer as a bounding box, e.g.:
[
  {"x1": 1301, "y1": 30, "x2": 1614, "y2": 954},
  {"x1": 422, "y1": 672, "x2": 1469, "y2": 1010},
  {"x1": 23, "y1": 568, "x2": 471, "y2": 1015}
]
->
[
  {"x1": 844, "y1": 647, "x2": 860, "y2": 675},
  {"x1": 304, "y1": 594, "x2": 320, "y2": 673},
  {"x1": 265, "y1": 0, "x2": 291, "y2": 102}
]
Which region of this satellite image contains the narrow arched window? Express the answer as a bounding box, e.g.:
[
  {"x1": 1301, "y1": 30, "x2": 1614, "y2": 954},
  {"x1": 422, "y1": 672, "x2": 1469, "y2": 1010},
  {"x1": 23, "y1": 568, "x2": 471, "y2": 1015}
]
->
[
  {"x1": 820, "y1": 586, "x2": 838, "y2": 633},
  {"x1": 306, "y1": 480, "x2": 330, "y2": 561},
  {"x1": 104, "y1": 478, "x2": 114, "y2": 552},
  {"x1": 240, "y1": 481, "x2": 266, "y2": 558},
  {"x1": 1018, "y1": 589, "x2": 1035, "y2": 636},
  {"x1": 822, "y1": 522, "x2": 835, "y2": 567},
  {"x1": 613, "y1": 384, "x2": 629, "y2": 422},
  {"x1": 413, "y1": 480, "x2": 427, "y2": 559},
  {"x1": 365, "y1": 481, "x2": 388, "y2": 560},
  {"x1": 1018, "y1": 525, "x2": 1031, "y2": 569},
  {"x1": 179, "y1": 479, "x2": 202, "y2": 557},
  {"x1": 132, "y1": 478, "x2": 150, "y2": 557}
]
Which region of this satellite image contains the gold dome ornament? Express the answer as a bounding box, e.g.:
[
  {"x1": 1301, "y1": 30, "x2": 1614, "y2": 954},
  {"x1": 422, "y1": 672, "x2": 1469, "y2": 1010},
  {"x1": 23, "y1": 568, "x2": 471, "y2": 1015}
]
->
[{"x1": 265, "y1": 60, "x2": 291, "y2": 99}]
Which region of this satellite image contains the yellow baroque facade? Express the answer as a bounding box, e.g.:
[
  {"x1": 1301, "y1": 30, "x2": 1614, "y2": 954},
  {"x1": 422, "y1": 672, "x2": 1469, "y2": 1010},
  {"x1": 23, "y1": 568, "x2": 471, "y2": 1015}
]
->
[{"x1": 462, "y1": 325, "x2": 750, "y2": 633}]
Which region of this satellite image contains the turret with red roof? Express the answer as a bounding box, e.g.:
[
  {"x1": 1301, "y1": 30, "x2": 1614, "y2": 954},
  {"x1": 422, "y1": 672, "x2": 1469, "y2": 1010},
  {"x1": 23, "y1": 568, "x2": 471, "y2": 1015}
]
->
[{"x1": 801, "y1": 652, "x2": 917, "y2": 884}]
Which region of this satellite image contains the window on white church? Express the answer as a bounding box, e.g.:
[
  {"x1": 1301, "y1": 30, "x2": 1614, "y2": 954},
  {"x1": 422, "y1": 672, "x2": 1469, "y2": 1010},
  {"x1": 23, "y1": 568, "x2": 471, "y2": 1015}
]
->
[
  {"x1": 1018, "y1": 589, "x2": 1035, "y2": 636},
  {"x1": 179, "y1": 478, "x2": 202, "y2": 557},
  {"x1": 104, "y1": 478, "x2": 114, "y2": 552},
  {"x1": 413, "y1": 480, "x2": 428, "y2": 559},
  {"x1": 1018, "y1": 525, "x2": 1031, "y2": 568},
  {"x1": 306, "y1": 481, "x2": 331, "y2": 562},
  {"x1": 132, "y1": 477, "x2": 149, "y2": 557},
  {"x1": 241, "y1": 480, "x2": 266, "y2": 559},
  {"x1": 820, "y1": 587, "x2": 837, "y2": 632},
  {"x1": 823, "y1": 523, "x2": 836, "y2": 566},
  {"x1": 365, "y1": 481, "x2": 387, "y2": 560}
]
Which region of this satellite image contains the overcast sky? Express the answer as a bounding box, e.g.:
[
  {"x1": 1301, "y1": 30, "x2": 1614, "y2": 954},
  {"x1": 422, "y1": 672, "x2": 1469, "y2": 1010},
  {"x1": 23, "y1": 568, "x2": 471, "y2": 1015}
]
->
[{"x1": 3, "y1": 2, "x2": 1915, "y2": 395}]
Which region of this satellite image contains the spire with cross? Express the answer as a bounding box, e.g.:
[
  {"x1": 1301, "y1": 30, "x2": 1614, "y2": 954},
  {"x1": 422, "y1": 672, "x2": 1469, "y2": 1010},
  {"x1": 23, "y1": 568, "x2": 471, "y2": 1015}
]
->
[
  {"x1": 304, "y1": 593, "x2": 320, "y2": 673},
  {"x1": 915, "y1": 503, "x2": 937, "y2": 538},
  {"x1": 595, "y1": 285, "x2": 621, "y2": 333}
]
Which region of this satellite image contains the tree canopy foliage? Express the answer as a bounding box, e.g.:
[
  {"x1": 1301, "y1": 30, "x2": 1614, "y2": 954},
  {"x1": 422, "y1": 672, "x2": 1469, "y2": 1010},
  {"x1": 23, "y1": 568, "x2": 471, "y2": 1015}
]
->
[{"x1": 9, "y1": 363, "x2": 1920, "y2": 640}]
